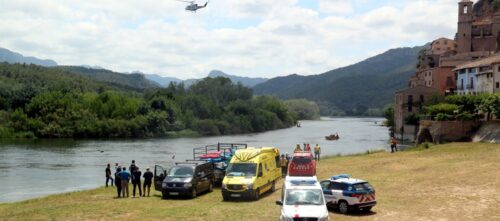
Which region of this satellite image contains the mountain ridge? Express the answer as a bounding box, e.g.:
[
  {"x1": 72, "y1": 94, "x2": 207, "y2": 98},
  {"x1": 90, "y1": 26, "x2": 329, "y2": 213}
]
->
[
  {"x1": 253, "y1": 46, "x2": 424, "y2": 115},
  {"x1": 0, "y1": 47, "x2": 57, "y2": 67}
]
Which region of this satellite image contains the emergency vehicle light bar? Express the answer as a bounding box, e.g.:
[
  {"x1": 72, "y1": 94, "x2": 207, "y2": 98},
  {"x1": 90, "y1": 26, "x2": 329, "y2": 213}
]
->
[
  {"x1": 289, "y1": 180, "x2": 317, "y2": 186},
  {"x1": 331, "y1": 174, "x2": 351, "y2": 180}
]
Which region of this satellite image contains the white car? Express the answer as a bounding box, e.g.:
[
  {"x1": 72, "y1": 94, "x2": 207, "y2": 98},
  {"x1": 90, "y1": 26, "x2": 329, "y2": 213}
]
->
[
  {"x1": 320, "y1": 174, "x2": 376, "y2": 214},
  {"x1": 276, "y1": 176, "x2": 329, "y2": 221}
]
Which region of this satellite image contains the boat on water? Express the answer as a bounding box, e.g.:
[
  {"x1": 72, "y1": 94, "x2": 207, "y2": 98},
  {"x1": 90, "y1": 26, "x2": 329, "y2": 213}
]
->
[{"x1": 325, "y1": 134, "x2": 340, "y2": 141}]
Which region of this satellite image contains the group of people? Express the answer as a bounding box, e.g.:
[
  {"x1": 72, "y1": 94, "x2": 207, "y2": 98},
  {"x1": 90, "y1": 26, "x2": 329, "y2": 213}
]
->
[
  {"x1": 105, "y1": 160, "x2": 154, "y2": 198},
  {"x1": 294, "y1": 143, "x2": 321, "y2": 161}
]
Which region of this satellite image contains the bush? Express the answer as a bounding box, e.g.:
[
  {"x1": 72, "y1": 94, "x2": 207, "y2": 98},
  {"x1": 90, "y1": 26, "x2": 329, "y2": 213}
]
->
[{"x1": 435, "y1": 113, "x2": 454, "y2": 121}]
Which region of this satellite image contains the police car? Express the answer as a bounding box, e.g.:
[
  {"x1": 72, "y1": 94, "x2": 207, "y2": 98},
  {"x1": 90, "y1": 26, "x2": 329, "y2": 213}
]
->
[
  {"x1": 276, "y1": 176, "x2": 329, "y2": 221},
  {"x1": 320, "y1": 174, "x2": 376, "y2": 214}
]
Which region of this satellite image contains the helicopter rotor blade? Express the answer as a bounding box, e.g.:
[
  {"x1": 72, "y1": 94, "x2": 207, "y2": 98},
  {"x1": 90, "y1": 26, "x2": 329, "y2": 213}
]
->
[{"x1": 174, "y1": 0, "x2": 194, "y2": 3}]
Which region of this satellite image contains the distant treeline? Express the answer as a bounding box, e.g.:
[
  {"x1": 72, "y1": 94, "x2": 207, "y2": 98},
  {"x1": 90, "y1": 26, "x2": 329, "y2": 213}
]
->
[{"x1": 0, "y1": 63, "x2": 300, "y2": 138}]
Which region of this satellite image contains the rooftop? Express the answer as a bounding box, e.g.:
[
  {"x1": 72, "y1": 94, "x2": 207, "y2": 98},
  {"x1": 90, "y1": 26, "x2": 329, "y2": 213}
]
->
[{"x1": 454, "y1": 53, "x2": 500, "y2": 71}]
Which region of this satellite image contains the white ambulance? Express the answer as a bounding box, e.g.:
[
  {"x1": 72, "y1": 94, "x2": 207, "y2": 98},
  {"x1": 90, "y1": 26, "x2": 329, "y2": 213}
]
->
[{"x1": 276, "y1": 176, "x2": 329, "y2": 221}]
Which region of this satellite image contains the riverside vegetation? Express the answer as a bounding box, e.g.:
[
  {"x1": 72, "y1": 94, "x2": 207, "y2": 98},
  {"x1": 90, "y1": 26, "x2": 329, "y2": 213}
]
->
[
  {"x1": 0, "y1": 143, "x2": 497, "y2": 221},
  {"x1": 0, "y1": 63, "x2": 321, "y2": 139}
]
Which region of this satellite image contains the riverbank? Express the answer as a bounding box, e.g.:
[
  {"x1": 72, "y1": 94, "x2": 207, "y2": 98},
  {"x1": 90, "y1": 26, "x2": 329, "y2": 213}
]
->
[{"x1": 1, "y1": 142, "x2": 498, "y2": 221}]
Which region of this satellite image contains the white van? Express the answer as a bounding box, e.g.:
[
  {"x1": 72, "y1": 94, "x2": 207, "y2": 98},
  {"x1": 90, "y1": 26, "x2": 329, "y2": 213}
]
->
[{"x1": 276, "y1": 176, "x2": 329, "y2": 221}]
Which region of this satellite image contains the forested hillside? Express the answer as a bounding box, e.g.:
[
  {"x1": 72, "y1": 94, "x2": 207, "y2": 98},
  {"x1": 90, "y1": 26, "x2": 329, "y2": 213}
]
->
[
  {"x1": 0, "y1": 63, "x2": 297, "y2": 138},
  {"x1": 56, "y1": 66, "x2": 160, "y2": 90},
  {"x1": 254, "y1": 46, "x2": 423, "y2": 116}
]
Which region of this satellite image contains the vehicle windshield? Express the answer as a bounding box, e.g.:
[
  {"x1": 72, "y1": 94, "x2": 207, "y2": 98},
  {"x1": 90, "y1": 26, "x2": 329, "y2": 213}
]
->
[
  {"x1": 292, "y1": 156, "x2": 312, "y2": 164},
  {"x1": 353, "y1": 182, "x2": 373, "y2": 191},
  {"x1": 226, "y1": 163, "x2": 257, "y2": 177},
  {"x1": 285, "y1": 189, "x2": 324, "y2": 206},
  {"x1": 167, "y1": 166, "x2": 194, "y2": 178}
]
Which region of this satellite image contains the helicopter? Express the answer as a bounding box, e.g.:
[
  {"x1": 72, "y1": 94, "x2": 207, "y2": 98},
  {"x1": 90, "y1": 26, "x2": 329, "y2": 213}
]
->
[{"x1": 175, "y1": 0, "x2": 208, "y2": 12}]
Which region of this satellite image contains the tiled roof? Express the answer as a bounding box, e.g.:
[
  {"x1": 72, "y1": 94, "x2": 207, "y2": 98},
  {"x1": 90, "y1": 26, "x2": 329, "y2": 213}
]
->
[{"x1": 454, "y1": 53, "x2": 500, "y2": 70}]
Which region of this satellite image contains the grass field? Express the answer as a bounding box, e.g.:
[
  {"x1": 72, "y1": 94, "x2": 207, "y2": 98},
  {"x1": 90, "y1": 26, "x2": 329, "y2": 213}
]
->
[{"x1": 0, "y1": 143, "x2": 499, "y2": 221}]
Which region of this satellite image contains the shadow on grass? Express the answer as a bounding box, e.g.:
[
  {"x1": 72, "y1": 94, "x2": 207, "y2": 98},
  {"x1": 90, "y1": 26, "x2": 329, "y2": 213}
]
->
[
  {"x1": 328, "y1": 207, "x2": 377, "y2": 217},
  {"x1": 151, "y1": 190, "x2": 213, "y2": 200},
  {"x1": 220, "y1": 188, "x2": 278, "y2": 203}
]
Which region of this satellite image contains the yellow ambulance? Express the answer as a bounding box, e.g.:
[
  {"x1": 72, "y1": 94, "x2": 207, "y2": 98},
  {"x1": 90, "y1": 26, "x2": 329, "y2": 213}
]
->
[{"x1": 221, "y1": 147, "x2": 281, "y2": 200}]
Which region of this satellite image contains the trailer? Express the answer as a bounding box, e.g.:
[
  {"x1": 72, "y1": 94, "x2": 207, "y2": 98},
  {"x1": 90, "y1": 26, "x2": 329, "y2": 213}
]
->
[{"x1": 192, "y1": 143, "x2": 247, "y2": 184}]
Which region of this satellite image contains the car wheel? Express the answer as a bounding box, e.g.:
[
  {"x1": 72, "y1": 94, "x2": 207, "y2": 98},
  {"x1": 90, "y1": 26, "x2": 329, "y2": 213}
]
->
[
  {"x1": 191, "y1": 188, "x2": 197, "y2": 199},
  {"x1": 338, "y1": 201, "x2": 350, "y2": 214},
  {"x1": 222, "y1": 193, "x2": 229, "y2": 201},
  {"x1": 162, "y1": 193, "x2": 168, "y2": 199},
  {"x1": 208, "y1": 183, "x2": 213, "y2": 192},
  {"x1": 271, "y1": 181, "x2": 276, "y2": 192},
  {"x1": 362, "y1": 206, "x2": 372, "y2": 212},
  {"x1": 253, "y1": 189, "x2": 260, "y2": 201}
]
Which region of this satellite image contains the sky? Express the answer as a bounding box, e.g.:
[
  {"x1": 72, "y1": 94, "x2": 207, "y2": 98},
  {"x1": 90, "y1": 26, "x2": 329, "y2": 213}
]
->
[{"x1": 0, "y1": 0, "x2": 462, "y2": 79}]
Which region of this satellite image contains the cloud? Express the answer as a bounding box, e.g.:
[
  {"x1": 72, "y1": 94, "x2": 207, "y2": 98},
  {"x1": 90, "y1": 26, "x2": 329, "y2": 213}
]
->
[
  {"x1": 0, "y1": 0, "x2": 459, "y2": 79},
  {"x1": 319, "y1": 0, "x2": 354, "y2": 15}
]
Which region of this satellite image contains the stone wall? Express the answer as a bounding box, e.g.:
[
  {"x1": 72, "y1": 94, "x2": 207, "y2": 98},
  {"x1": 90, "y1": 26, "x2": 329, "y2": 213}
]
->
[
  {"x1": 472, "y1": 121, "x2": 500, "y2": 143},
  {"x1": 417, "y1": 120, "x2": 482, "y2": 143}
]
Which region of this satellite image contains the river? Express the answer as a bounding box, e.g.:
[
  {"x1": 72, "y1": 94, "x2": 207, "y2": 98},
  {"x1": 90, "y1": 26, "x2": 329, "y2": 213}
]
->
[{"x1": 0, "y1": 117, "x2": 389, "y2": 202}]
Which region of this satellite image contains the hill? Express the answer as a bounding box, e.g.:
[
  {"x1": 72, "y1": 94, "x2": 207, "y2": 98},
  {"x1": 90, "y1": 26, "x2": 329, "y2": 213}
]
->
[
  {"x1": 253, "y1": 46, "x2": 424, "y2": 115},
  {"x1": 146, "y1": 70, "x2": 268, "y2": 88},
  {"x1": 0, "y1": 63, "x2": 296, "y2": 138},
  {"x1": 208, "y1": 70, "x2": 268, "y2": 87},
  {"x1": 56, "y1": 66, "x2": 160, "y2": 90},
  {"x1": 0, "y1": 47, "x2": 57, "y2": 67},
  {"x1": 145, "y1": 74, "x2": 182, "y2": 87}
]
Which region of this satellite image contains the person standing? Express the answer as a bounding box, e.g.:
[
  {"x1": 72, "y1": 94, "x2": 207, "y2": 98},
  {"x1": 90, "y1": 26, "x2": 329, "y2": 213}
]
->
[
  {"x1": 115, "y1": 167, "x2": 122, "y2": 198},
  {"x1": 305, "y1": 144, "x2": 311, "y2": 152},
  {"x1": 314, "y1": 144, "x2": 321, "y2": 161},
  {"x1": 118, "y1": 167, "x2": 131, "y2": 198},
  {"x1": 143, "y1": 168, "x2": 154, "y2": 197},
  {"x1": 132, "y1": 167, "x2": 142, "y2": 197},
  {"x1": 391, "y1": 137, "x2": 398, "y2": 153},
  {"x1": 105, "y1": 164, "x2": 114, "y2": 187},
  {"x1": 129, "y1": 160, "x2": 137, "y2": 183},
  {"x1": 294, "y1": 144, "x2": 302, "y2": 152},
  {"x1": 280, "y1": 155, "x2": 288, "y2": 178}
]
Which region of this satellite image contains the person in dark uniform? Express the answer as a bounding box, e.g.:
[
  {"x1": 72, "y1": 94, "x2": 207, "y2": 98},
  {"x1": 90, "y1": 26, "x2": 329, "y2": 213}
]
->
[
  {"x1": 115, "y1": 167, "x2": 122, "y2": 197},
  {"x1": 132, "y1": 167, "x2": 142, "y2": 197},
  {"x1": 142, "y1": 168, "x2": 154, "y2": 197},
  {"x1": 105, "y1": 164, "x2": 113, "y2": 187}
]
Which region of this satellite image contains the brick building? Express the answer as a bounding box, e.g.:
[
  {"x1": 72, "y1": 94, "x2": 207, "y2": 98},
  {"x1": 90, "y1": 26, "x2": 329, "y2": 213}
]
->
[
  {"x1": 394, "y1": 86, "x2": 443, "y2": 140},
  {"x1": 394, "y1": 0, "x2": 500, "y2": 140}
]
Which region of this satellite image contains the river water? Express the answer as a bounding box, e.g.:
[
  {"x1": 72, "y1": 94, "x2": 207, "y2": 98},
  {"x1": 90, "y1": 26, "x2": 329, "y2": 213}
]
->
[{"x1": 0, "y1": 117, "x2": 389, "y2": 202}]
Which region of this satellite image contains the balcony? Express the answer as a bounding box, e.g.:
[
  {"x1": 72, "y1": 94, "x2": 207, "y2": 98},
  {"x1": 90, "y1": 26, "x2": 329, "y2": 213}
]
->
[{"x1": 457, "y1": 85, "x2": 464, "y2": 90}]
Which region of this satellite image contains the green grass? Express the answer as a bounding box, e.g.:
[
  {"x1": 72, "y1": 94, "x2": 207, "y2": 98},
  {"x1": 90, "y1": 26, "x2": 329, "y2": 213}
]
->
[{"x1": 0, "y1": 143, "x2": 499, "y2": 221}]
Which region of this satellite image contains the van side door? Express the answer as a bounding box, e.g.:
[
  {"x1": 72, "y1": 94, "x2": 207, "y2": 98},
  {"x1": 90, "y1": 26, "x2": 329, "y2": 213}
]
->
[{"x1": 154, "y1": 165, "x2": 166, "y2": 191}]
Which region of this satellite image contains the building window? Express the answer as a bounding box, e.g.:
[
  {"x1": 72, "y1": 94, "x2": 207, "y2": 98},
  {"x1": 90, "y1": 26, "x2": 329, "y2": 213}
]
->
[
  {"x1": 470, "y1": 77, "x2": 474, "y2": 88},
  {"x1": 447, "y1": 76, "x2": 453, "y2": 86},
  {"x1": 408, "y1": 95, "x2": 413, "y2": 112},
  {"x1": 497, "y1": 82, "x2": 499, "y2": 88},
  {"x1": 498, "y1": 66, "x2": 500, "y2": 72},
  {"x1": 464, "y1": 6, "x2": 468, "y2": 14}
]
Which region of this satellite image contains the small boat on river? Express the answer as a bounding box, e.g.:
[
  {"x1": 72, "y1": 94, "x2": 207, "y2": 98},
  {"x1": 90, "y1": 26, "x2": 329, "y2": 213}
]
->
[{"x1": 325, "y1": 134, "x2": 340, "y2": 141}]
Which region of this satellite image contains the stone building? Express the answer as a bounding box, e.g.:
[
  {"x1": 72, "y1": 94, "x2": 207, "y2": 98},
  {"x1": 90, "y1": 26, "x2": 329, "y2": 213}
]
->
[
  {"x1": 394, "y1": 0, "x2": 500, "y2": 140},
  {"x1": 394, "y1": 86, "x2": 443, "y2": 140}
]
